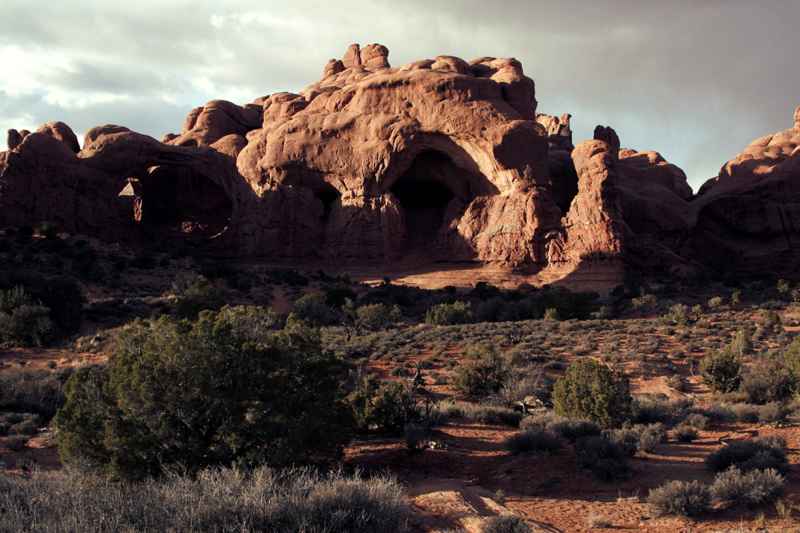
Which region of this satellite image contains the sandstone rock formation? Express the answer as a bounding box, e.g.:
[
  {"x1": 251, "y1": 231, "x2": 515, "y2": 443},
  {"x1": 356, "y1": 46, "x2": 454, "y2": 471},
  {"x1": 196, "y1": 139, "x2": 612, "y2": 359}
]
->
[
  {"x1": 1, "y1": 43, "x2": 799, "y2": 284},
  {"x1": 689, "y1": 108, "x2": 800, "y2": 276}
]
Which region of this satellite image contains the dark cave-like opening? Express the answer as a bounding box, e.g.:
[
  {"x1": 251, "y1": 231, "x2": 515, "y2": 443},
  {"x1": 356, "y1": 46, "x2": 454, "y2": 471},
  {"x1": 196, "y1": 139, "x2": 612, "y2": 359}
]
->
[
  {"x1": 390, "y1": 151, "x2": 463, "y2": 249},
  {"x1": 549, "y1": 154, "x2": 579, "y2": 215},
  {"x1": 136, "y1": 166, "x2": 232, "y2": 240},
  {"x1": 315, "y1": 184, "x2": 340, "y2": 223}
]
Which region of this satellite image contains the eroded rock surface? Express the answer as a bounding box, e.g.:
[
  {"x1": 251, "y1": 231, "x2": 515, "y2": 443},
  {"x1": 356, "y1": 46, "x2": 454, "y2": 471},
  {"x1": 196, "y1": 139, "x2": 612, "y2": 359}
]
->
[{"x1": 689, "y1": 108, "x2": 800, "y2": 276}]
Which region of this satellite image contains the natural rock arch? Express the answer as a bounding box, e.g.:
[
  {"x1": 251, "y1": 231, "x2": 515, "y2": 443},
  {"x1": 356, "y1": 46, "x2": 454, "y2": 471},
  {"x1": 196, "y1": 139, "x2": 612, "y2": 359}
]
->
[{"x1": 132, "y1": 165, "x2": 233, "y2": 242}]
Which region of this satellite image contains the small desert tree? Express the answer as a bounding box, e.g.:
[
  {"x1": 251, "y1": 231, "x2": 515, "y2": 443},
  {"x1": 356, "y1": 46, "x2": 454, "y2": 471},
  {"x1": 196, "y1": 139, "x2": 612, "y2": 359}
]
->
[
  {"x1": 55, "y1": 306, "x2": 354, "y2": 479},
  {"x1": 700, "y1": 347, "x2": 741, "y2": 393},
  {"x1": 454, "y1": 344, "x2": 510, "y2": 398},
  {"x1": 553, "y1": 359, "x2": 632, "y2": 428}
]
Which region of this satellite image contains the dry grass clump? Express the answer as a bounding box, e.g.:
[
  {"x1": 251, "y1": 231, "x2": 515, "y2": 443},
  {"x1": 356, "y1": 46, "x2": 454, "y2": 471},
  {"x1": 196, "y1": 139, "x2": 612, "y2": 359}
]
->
[{"x1": 0, "y1": 467, "x2": 409, "y2": 533}]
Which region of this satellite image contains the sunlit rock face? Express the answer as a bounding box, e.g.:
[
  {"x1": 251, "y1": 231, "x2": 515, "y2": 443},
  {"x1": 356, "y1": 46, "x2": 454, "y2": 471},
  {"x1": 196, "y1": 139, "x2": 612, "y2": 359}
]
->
[{"x1": 1, "y1": 43, "x2": 798, "y2": 283}]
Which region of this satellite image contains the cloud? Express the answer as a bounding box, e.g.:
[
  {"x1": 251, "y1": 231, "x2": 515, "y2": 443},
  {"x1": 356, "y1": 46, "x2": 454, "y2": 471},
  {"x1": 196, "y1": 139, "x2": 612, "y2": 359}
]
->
[{"x1": 1, "y1": 0, "x2": 797, "y2": 189}]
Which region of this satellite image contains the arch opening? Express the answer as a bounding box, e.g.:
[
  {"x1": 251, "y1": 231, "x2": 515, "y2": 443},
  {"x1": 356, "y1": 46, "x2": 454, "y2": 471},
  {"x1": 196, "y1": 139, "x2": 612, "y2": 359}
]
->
[
  {"x1": 390, "y1": 150, "x2": 472, "y2": 250},
  {"x1": 314, "y1": 183, "x2": 341, "y2": 223},
  {"x1": 134, "y1": 165, "x2": 232, "y2": 242}
]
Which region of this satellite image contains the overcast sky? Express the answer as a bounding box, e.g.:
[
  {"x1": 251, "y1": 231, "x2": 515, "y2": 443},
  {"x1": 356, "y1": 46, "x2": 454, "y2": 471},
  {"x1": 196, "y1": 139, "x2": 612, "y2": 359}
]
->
[{"x1": 2, "y1": 1, "x2": 797, "y2": 190}]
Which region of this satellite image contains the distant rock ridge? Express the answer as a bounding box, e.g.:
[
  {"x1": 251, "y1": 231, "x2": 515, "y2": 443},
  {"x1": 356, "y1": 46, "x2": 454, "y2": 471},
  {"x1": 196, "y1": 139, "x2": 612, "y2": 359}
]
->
[{"x1": 1, "y1": 43, "x2": 799, "y2": 283}]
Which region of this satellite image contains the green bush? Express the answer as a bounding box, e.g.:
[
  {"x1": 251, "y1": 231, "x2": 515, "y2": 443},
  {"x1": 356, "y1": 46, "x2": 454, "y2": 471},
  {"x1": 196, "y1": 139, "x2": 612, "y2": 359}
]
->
[
  {"x1": 730, "y1": 328, "x2": 753, "y2": 357},
  {"x1": 682, "y1": 413, "x2": 709, "y2": 430},
  {"x1": 349, "y1": 377, "x2": 420, "y2": 435},
  {"x1": 546, "y1": 419, "x2": 601, "y2": 442},
  {"x1": 783, "y1": 336, "x2": 800, "y2": 382},
  {"x1": 605, "y1": 423, "x2": 665, "y2": 454},
  {"x1": 433, "y1": 400, "x2": 522, "y2": 427},
  {"x1": 705, "y1": 436, "x2": 788, "y2": 473},
  {"x1": 172, "y1": 275, "x2": 225, "y2": 319},
  {"x1": 543, "y1": 307, "x2": 560, "y2": 321},
  {"x1": 0, "y1": 286, "x2": 54, "y2": 346},
  {"x1": 0, "y1": 467, "x2": 410, "y2": 532},
  {"x1": 0, "y1": 271, "x2": 83, "y2": 336},
  {"x1": 739, "y1": 356, "x2": 796, "y2": 404},
  {"x1": 503, "y1": 429, "x2": 562, "y2": 455},
  {"x1": 553, "y1": 359, "x2": 632, "y2": 428},
  {"x1": 481, "y1": 514, "x2": 531, "y2": 533},
  {"x1": 290, "y1": 292, "x2": 339, "y2": 326},
  {"x1": 355, "y1": 303, "x2": 402, "y2": 331},
  {"x1": 499, "y1": 366, "x2": 553, "y2": 406},
  {"x1": 673, "y1": 424, "x2": 698, "y2": 443},
  {"x1": 710, "y1": 467, "x2": 784, "y2": 508},
  {"x1": 575, "y1": 435, "x2": 630, "y2": 481},
  {"x1": 700, "y1": 347, "x2": 741, "y2": 393},
  {"x1": 631, "y1": 397, "x2": 690, "y2": 425},
  {"x1": 425, "y1": 300, "x2": 472, "y2": 325},
  {"x1": 453, "y1": 345, "x2": 509, "y2": 397},
  {"x1": 665, "y1": 303, "x2": 690, "y2": 326},
  {"x1": 648, "y1": 480, "x2": 710, "y2": 517},
  {"x1": 55, "y1": 307, "x2": 354, "y2": 478}
]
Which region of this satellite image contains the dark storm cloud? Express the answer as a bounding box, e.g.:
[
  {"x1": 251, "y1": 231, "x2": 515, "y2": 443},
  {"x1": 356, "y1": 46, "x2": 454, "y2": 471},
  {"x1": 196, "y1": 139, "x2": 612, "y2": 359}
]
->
[{"x1": 1, "y1": 0, "x2": 797, "y2": 189}]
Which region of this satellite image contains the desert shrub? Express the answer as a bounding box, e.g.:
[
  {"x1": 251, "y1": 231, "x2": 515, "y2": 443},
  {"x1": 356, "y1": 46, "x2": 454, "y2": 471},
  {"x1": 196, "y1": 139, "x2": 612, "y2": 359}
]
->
[
  {"x1": 543, "y1": 307, "x2": 560, "y2": 321},
  {"x1": 739, "y1": 357, "x2": 796, "y2": 404},
  {"x1": 322, "y1": 284, "x2": 356, "y2": 308},
  {"x1": 290, "y1": 292, "x2": 339, "y2": 326},
  {"x1": 674, "y1": 424, "x2": 698, "y2": 442},
  {"x1": 0, "y1": 271, "x2": 83, "y2": 336},
  {"x1": 700, "y1": 347, "x2": 741, "y2": 393},
  {"x1": 731, "y1": 289, "x2": 742, "y2": 306},
  {"x1": 481, "y1": 514, "x2": 531, "y2": 533},
  {"x1": 454, "y1": 344, "x2": 509, "y2": 398},
  {"x1": 553, "y1": 359, "x2": 632, "y2": 428},
  {"x1": 702, "y1": 403, "x2": 736, "y2": 423},
  {"x1": 782, "y1": 336, "x2": 800, "y2": 381},
  {"x1": 729, "y1": 402, "x2": 788, "y2": 424},
  {"x1": 0, "y1": 368, "x2": 70, "y2": 420},
  {"x1": 349, "y1": 377, "x2": 420, "y2": 435},
  {"x1": 605, "y1": 423, "x2": 666, "y2": 455},
  {"x1": 575, "y1": 435, "x2": 630, "y2": 481},
  {"x1": 682, "y1": 413, "x2": 709, "y2": 430},
  {"x1": 710, "y1": 467, "x2": 784, "y2": 508},
  {"x1": 635, "y1": 423, "x2": 667, "y2": 452},
  {"x1": 665, "y1": 303, "x2": 690, "y2": 326},
  {"x1": 667, "y1": 374, "x2": 686, "y2": 391},
  {"x1": 173, "y1": 275, "x2": 225, "y2": 319},
  {"x1": 55, "y1": 307, "x2": 354, "y2": 478},
  {"x1": 547, "y1": 419, "x2": 601, "y2": 442},
  {"x1": 355, "y1": 303, "x2": 402, "y2": 331},
  {"x1": 404, "y1": 422, "x2": 428, "y2": 452},
  {"x1": 0, "y1": 286, "x2": 54, "y2": 346},
  {"x1": 631, "y1": 293, "x2": 658, "y2": 311},
  {"x1": 730, "y1": 328, "x2": 753, "y2": 357},
  {"x1": 433, "y1": 400, "x2": 522, "y2": 427},
  {"x1": 425, "y1": 301, "x2": 472, "y2": 325},
  {"x1": 499, "y1": 366, "x2": 552, "y2": 406},
  {"x1": 754, "y1": 402, "x2": 788, "y2": 423},
  {"x1": 762, "y1": 310, "x2": 782, "y2": 334},
  {"x1": 0, "y1": 467, "x2": 409, "y2": 533},
  {"x1": 707, "y1": 296, "x2": 724, "y2": 309},
  {"x1": 705, "y1": 436, "x2": 788, "y2": 473},
  {"x1": 603, "y1": 427, "x2": 639, "y2": 456},
  {"x1": 504, "y1": 429, "x2": 562, "y2": 455},
  {"x1": 776, "y1": 278, "x2": 792, "y2": 298},
  {"x1": 631, "y1": 396, "x2": 690, "y2": 425},
  {"x1": 648, "y1": 480, "x2": 711, "y2": 517}
]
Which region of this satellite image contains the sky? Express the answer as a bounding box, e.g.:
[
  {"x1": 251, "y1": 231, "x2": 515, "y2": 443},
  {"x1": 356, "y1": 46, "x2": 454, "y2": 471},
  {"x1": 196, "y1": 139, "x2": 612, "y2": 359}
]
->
[{"x1": 1, "y1": 0, "x2": 798, "y2": 190}]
